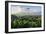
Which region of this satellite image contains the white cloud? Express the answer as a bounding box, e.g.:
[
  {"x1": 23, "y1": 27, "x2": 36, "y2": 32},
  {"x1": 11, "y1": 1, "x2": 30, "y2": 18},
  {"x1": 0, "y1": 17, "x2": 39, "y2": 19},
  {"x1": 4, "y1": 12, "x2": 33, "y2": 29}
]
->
[{"x1": 11, "y1": 6, "x2": 22, "y2": 14}]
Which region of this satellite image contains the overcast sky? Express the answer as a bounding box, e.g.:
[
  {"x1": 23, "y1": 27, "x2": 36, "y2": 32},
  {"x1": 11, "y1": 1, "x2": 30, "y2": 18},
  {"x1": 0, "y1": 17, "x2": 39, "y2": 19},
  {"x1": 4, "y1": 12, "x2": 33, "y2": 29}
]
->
[{"x1": 11, "y1": 5, "x2": 41, "y2": 14}]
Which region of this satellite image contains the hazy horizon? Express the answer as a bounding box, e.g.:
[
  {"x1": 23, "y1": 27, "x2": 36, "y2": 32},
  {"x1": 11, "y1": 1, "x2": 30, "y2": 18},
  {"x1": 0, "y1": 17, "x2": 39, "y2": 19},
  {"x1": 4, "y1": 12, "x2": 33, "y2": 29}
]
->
[{"x1": 11, "y1": 5, "x2": 41, "y2": 16}]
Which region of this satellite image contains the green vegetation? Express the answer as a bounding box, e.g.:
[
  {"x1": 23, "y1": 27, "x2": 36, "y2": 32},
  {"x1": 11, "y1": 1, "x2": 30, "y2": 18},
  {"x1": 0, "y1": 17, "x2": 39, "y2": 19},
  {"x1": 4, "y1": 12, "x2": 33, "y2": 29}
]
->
[{"x1": 11, "y1": 15, "x2": 41, "y2": 28}]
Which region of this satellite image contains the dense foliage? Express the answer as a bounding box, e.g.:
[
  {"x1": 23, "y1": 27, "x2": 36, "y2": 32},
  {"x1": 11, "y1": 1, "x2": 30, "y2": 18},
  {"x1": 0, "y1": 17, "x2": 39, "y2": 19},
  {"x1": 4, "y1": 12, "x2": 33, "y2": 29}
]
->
[{"x1": 11, "y1": 15, "x2": 41, "y2": 28}]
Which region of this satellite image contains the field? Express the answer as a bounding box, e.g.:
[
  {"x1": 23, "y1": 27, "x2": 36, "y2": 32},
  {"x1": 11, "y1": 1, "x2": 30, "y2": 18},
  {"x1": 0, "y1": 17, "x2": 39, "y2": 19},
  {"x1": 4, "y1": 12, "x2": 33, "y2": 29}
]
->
[{"x1": 11, "y1": 15, "x2": 41, "y2": 28}]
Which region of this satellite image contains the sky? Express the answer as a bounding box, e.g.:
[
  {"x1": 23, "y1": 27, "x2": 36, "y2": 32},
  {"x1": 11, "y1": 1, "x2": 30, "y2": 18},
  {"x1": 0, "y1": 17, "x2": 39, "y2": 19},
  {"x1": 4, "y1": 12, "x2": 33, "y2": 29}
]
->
[{"x1": 11, "y1": 5, "x2": 41, "y2": 14}]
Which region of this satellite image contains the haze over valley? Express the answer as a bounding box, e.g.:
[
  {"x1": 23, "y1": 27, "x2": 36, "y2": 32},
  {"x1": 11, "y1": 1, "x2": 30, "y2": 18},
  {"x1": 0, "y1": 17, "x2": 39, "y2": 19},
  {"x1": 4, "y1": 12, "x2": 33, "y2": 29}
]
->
[{"x1": 11, "y1": 5, "x2": 41, "y2": 16}]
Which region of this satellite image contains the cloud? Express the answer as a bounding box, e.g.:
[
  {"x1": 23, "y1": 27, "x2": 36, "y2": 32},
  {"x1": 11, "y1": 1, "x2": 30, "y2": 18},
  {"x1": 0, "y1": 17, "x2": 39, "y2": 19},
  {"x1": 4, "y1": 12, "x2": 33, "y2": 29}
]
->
[{"x1": 11, "y1": 6, "x2": 22, "y2": 14}]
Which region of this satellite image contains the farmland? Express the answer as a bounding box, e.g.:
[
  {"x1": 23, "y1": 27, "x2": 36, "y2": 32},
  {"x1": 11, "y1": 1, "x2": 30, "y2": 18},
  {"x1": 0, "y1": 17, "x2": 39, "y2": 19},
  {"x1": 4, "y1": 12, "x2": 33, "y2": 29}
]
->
[{"x1": 11, "y1": 15, "x2": 41, "y2": 28}]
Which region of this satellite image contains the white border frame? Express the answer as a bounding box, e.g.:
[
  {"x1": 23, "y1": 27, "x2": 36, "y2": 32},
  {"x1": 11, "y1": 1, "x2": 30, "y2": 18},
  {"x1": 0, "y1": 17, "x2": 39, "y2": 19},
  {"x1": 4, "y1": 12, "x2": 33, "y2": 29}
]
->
[{"x1": 8, "y1": 2, "x2": 44, "y2": 32}]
